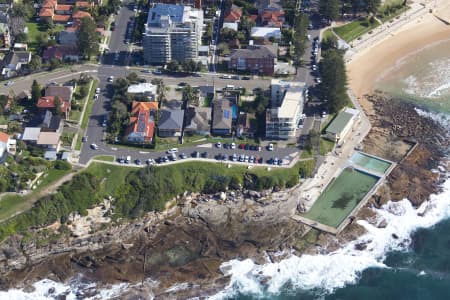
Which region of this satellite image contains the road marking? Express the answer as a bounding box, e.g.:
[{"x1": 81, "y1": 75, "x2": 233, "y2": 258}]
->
[
  {"x1": 111, "y1": 148, "x2": 117, "y2": 151},
  {"x1": 139, "y1": 151, "x2": 149, "y2": 154}
]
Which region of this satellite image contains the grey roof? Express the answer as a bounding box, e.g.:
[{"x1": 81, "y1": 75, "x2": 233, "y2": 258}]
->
[
  {"x1": 230, "y1": 45, "x2": 277, "y2": 60},
  {"x1": 22, "y1": 127, "x2": 41, "y2": 141},
  {"x1": 3, "y1": 51, "x2": 31, "y2": 66},
  {"x1": 44, "y1": 150, "x2": 57, "y2": 160},
  {"x1": 212, "y1": 99, "x2": 232, "y2": 130},
  {"x1": 29, "y1": 110, "x2": 61, "y2": 131},
  {"x1": 61, "y1": 152, "x2": 70, "y2": 160},
  {"x1": 148, "y1": 4, "x2": 185, "y2": 26},
  {"x1": 45, "y1": 86, "x2": 73, "y2": 102},
  {"x1": 159, "y1": 109, "x2": 184, "y2": 130},
  {"x1": 185, "y1": 106, "x2": 211, "y2": 133},
  {"x1": 198, "y1": 85, "x2": 214, "y2": 97},
  {"x1": 326, "y1": 112, "x2": 354, "y2": 135}
]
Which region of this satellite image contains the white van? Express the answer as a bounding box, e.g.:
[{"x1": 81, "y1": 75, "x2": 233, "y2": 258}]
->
[
  {"x1": 126, "y1": 156, "x2": 131, "y2": 163},
  {"x1": 226, "y1": 84, "x2": 235, "y2": 90}
]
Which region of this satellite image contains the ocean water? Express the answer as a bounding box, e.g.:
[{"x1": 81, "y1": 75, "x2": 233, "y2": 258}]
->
[{"x1": 209, "y1": 39, "x2": 450, "y2": 299}]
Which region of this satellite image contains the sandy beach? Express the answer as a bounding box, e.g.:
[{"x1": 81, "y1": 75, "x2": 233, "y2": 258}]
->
[{"x1": 347, "y1": 0, "x2": 450, "y2": 112}]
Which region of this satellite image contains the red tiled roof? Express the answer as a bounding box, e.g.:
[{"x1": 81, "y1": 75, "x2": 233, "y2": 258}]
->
[
  {"x1": 42, "y1": 0, "x2": 57, "y2": 9},
  {"x1": 126, "y1": 101, "x2": 158, "y2": 142},
  {"x1": 39, "y1": 7, "x2": 54, "y2": 17},
  {"x1": 72, "y1": 11, "x2": 91, "y2": 19},
  {"x1": 224, "y1": 5, "x2": 242, "y2": 23},
  {"x1": 0, "y1": 131, "x2": 8, "y2": 144},
  {"x1": 75, "y1": 1, "x2": 91, "y2": 7},
  {"x1": 249, "y1": 14, "x2": 258, "y2": 22},
  {"x1": 53, "y1": 14, "x2": 71, "y2": 22},
  {"x1": 43, "y1": 46, "x2": 78, "y2": 60},
  {"x1": 56, "y1": 4, "x2": 72, "y2": 11},
  {"x1": 37, "y1": 96, "x2": 70, "y2": 113}
]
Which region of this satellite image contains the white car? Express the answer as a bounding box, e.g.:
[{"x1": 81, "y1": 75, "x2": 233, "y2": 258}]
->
[
  {"x1": 231, "y1": 142, "x2": 236, "y2": 149},
  {"x1": 90, "y1": 143, "x2": 99, "y2": 150},
  {"x1": 95, "y1": 88, "x2": 101, "y2": 94},
  {"x1": 108, "y1": 76, "x2": 114, "y2": 82},
  {"x1": 268, "y1": 143, "x2": 274, "y2": 151},
  {"x1": 167, "y1": 148, "x2": 178, "y2": 154},
  {"x1": 216, "y1": 142, "x2": 222, "y2": 148}
]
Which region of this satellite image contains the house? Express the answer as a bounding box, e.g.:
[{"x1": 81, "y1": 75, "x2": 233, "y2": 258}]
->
[
  {"x1": 1, "y1": 51, "x2": 31, "y2": 77},
  {"x1": 22, "y1": 127, "x2": 41, "y2": 143},
  {"x1": 0, "y1": 23, "x2": 10, "y2": 48},
  {"x1": 237, "y1": 112, "x2": 255, "y2": 138},
  {"x1": 45, "y1": 85, "x2": 73, "y2": 103},
  {"x1": 250, "y1": 27, "x2": 281, "y2": 40},
  {"x1": 224, "y1": 4, "x2": 242, "y2": 23},
  {"x1": 13, "y1": 43, "x2": 27, "y2": 51},
  {"x1": 266, "y1": 81, "x2": 306, "y2": 140},
  {"x1": 212, "y1": 99, "x2": 232, "y2": 136},
  {"x1": 55, "y1": 4, "x2": 72, "y2": 15},
  {"x1": 43, "y1": 46, "x2": 80, "y2": 62},
  {"x1": 260, "y1": 10, "x2": 285, "y2": 27},
  {"x1": 228, "y1": 45, "x2": 277, "y2": 75},
  {"x1": 125, "y1": 101, "x2": 158, "y2": 143},
  {"x1": 37, "y1": 96, "x2": 71, "y2": 119},
  {"x1": 0, "y1": 131, "x2": 8, "y2": 161},
  {"x1": 127, "y1": 83, "x2": 157, "y2": 101},
  {"x1": 57, "y1": 29, "x2": 78, "y2": 46},
  {"x1": 29, "y1": 110, "x2": 62, "y2": 133},
  {"x1": 324, "y1": 108, "x2": 360, "y2": 143},
  {"x1": 256, "y1": 0, "x2": 282, "y2": 14},
  {"x1": 184, "y1": 106, "x2": 211, "y2": 136},
  {"x1": 75, "y1": 1, "x2": 92, "y2": 10},
  {"x1": 37, "y1": 132, "x2": 61, "y2": 151},
  {"x1": 158, "y1": 109, "x2": 184, "y2": 137}
]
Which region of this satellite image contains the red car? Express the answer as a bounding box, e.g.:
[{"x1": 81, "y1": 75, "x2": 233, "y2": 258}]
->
[{"x1": 239, "y1": 143, "x2": 246, "y2": 149}]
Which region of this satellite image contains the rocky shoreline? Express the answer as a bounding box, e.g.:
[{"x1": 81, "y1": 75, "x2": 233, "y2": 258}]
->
[{"x1": 0, "y1": 94, "x2": 448, "y2": 299}]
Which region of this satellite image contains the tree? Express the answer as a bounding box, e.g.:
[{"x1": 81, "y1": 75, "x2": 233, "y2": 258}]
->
[
  {"x1": 319, "y1": 0, "x2": 340, "y2": 21},
  {"x1": 35, "y1": 32, "x2": 49, "y2": 53},
  {"x1": 54, "y1": 96, "x2": 64, "y2": 116},
  {"x1": 319, "y1": 49, "x2": 349, "y2": 113},
  {"x1": 217, "y1": 42, "x2": 230, "y2": 56},
  {"x1": 29, "y1": 55, "x2": 42, "y2": 71},
  {"x1": 77, "y1": 17, "x2": 99, "y2": 60},
  {"x1": 321, "y1": 34, "x2": 338, "y2": 52},
  {"x1": 166, "y1": 60, "x2": 181, "y2": 72},
  {"x1": 11, "y1": 3, "x2": 35, "y2": 20},
  {"x1": 182, "y1": 85, "x2": 200, "y2": 106},
  {"x1": 126, "y1": 72, "x2": 140, "y2": 84},
  {"x1": 31, "y1": 80, "x2": 42, "y2": 102},
  {"x1": 365, "y1": 0, "x2": 381, "y2": 14}
]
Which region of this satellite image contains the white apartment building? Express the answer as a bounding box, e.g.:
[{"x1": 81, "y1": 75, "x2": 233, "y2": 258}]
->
[
  {"x1": 266, "y1": 80, "x2": 306, "y2": 140},
  {"x1": 142, "y1": 4, "x2": 203, "y2": 65}
]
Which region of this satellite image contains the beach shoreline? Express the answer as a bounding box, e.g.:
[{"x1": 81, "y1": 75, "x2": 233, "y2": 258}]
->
[{"x1": 347, "y1": 0, "x2": 450, "y2": 112}]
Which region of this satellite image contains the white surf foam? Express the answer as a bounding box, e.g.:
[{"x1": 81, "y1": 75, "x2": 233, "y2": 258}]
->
[
  {"x1": 0, "y1": 278, "x2": 129, "y2": 300},
  {"x1": 210, "y1": 177, "x2": 450, "y2": 299}
]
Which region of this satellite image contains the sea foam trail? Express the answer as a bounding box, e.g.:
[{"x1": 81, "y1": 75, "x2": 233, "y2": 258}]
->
[{"x1": 210, "y1": 177, "x2": 450, "y2": 300}]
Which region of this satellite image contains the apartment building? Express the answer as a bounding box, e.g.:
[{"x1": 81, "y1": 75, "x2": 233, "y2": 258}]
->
[
  {"x1": 266, "y1": 80, "x2": 306, "y2": 140},
  {"x1": 142, "y1": 4, "x2": 203, "y2": 64}
]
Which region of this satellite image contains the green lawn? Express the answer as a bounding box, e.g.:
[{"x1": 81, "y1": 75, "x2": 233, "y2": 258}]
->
[
  {"x1": 0, "y1": 115, "x2": 7, "y2": 125},
  {"x1": 320, "y1": 138, "x2": 335, "y2": 155},
  {"x1": 0, "y1": 167, "x2": 72, "y2": 223},
  {"x1": 85, "y1": 162, "x2": 137, "y2": 195},
  {"x1": 322, "y1": 28, "x2": 334, "y2": 41},
  {"x1": 334, "y1": 18, "x2": 380, "y2": 43},
  {"x1": 94, "y1": 155, "x2": 115, "y2": 162},
  {"x1": 61, "y1": 132, "x2": 75, "y2": 147}
]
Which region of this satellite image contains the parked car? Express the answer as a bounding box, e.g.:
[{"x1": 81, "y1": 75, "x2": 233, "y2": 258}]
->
[
  {"x1": 231, "y1": 142, "x2": 236, "y2": 149},
  {"x1": 180, "y1": 153, "x2": 187, "y2": 159},
  {"x1": 192, "y1": 151, "x2": 200, "y2": 158},
  {"x1": 135, "y1": 159, "x2": 141, "y2": 165},
  {"x1": 201, "y1": 151, "x2": 208, "y2": 158},
  {"x1": 153, "y1": 69, "x2": 162, "y2": 75},
  {"x1": 95, "y1": 87, "x2": 101, "y2": 94},
  {"x1": 242, "y1": 76, "x2": 251, "y2": 80},
  {"x1": 82, "y1": 136, "x2": 88, "y2": 142},
  {"x1": 146, "y1": 158, "x2": 155, "y2": 165},
  {"x1": 268, "y1": 143, "x2": 274, "y2": 151},
  {"x1": 108, "y1": 76, "x2": 114, "y2": 82},
  {"x1": 90, "y1": 143, "x2": 98, "y2": 150},
  {"x1": 170, "y1": 153, "x2": 177, "y2": 161},
  {"x1": 216, "y1": 142, "x2": 222, "y2": 148},
  {"x1": 167, "y1": 148, "x2": 178, "y2": 154}
]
